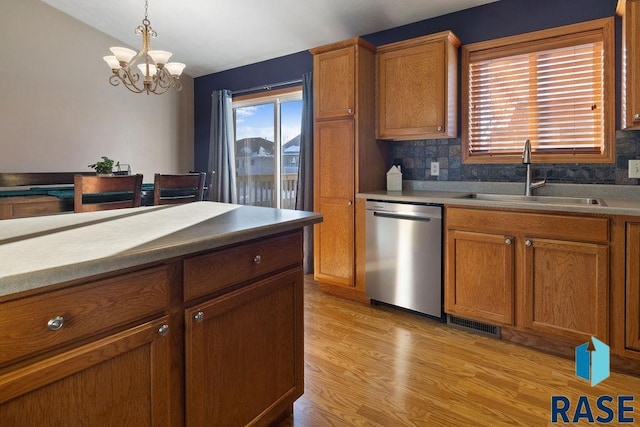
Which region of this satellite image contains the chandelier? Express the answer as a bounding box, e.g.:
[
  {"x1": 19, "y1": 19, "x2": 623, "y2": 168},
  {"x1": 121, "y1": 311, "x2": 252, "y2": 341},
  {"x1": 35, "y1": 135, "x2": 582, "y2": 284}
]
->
[{"x1": 102, "y1": 0, "x2": 185, "y2": 95}]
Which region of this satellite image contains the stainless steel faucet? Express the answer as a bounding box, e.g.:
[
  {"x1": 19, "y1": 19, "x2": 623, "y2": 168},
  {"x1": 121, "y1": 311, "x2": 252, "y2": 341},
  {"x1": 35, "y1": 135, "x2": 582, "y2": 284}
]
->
[{"x1": 522, "y1": 139, "x2": 546, "y2": 196}]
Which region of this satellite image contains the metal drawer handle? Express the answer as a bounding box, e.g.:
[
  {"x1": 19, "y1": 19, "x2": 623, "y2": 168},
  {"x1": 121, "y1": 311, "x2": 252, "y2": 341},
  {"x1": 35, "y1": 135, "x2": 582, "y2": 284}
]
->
[
  {"x1": 254, "y1": 255, "x2": 262, "y2": 264},
  {"x1": 47, "y1": 316, "x2": 64, "y2": 331},
  {"x1": 158, "y1": 324, "x2": 169, "y2": 336},
  {"x1": 194, "y1": 311, "x2": 204, "y2": 322},
  {"x1": 525, "y1": 240, "x2": 533, "y2": 247},
  {"x1": 505, "y1": 238, "x2": 512, "y2": 245}
]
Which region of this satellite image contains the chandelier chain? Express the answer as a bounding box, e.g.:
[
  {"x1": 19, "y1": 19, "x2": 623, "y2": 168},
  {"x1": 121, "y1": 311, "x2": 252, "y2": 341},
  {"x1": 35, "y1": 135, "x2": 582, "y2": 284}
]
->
[{"x1": 143, "y1": 0, "x2": 150, "y2": 27}]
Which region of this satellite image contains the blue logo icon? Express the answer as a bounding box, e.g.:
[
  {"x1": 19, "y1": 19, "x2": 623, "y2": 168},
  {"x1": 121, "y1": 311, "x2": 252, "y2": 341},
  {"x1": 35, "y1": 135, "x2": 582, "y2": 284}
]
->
[{"x1": 575, "y1": 337, "x2": 610, "y2": 387}]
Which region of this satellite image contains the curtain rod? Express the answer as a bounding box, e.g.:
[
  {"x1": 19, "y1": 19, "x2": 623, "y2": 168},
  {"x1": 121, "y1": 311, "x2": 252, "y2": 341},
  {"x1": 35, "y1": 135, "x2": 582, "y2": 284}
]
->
[{"x1": 230, "y1": 78, "x2": 303, "y2": 96}]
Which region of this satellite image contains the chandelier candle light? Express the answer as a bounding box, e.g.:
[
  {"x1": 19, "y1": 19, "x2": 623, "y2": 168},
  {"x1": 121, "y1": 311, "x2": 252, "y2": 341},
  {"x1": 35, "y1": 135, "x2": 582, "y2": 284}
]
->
[{"x1": 103, "y1": 0, "x2": 185, "y2": 95}]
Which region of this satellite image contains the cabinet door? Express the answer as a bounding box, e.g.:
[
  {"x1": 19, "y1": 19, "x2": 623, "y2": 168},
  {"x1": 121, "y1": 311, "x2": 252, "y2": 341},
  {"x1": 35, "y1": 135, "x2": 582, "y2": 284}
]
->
[
  {"x1": 0, "y1": 317, "x2": 172, "y2": 426},
  {"x1": 314, "y1": 119, "x2": 355, "y2": 287},
  {"x1": 445, "y1": 230, "x2": 515, "y2": 325},
  {"x1": 315, "y1": 119, "x2": 355, "y2": 200},
  {"x1": 627, "y1": 223, "x2": 640, "y2": 350},
  {"x1": 522, "y1": 238, "x2": 608, "y2": 343},
  {"x1": 315, "y1": 200, "x2": 355, "y2": 287},
  {"x1": 313, "y1": 46, "x2": 355, "y2": 120},
  {"x1": 378, "y1": 41, "x2": 446, "y2": 139},
  {"x1": 185, "y1": 269, "x2": 303, "y2": 427}
]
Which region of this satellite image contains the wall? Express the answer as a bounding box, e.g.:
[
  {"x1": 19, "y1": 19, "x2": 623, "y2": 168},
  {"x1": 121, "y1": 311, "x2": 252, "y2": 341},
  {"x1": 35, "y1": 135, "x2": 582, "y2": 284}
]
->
[
  {"x1": 193, "y1": 52, "x2": 311, "y2": 172},
  {"x1": 0, "y1": 0, "x2": 194, "y2": 182},
  {"x1": 194, "y1": 0, "x2": 640, "y2": 185}
]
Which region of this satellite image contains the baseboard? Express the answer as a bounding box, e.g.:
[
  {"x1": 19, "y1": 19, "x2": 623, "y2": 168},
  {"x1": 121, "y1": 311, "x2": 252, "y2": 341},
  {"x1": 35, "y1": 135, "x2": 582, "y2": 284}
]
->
[
  {"x1": 317, "y1": 282, "x2": 370, "y2": 304},
  {"x1": 501, "y1": 326, "x2": 640, "y2": 378}
]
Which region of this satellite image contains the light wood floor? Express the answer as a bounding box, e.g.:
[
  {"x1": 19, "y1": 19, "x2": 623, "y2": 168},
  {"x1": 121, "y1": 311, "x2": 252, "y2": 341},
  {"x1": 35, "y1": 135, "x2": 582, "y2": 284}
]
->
[{"x1": 279, "y1": 277, "x2": 640, "y2": 426}]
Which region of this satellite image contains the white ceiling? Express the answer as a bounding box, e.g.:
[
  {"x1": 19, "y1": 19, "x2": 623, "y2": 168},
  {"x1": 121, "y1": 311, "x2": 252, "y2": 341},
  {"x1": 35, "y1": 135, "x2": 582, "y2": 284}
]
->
[{"x1": 41, "y1": 0, "x2": 498, "y2": 78}]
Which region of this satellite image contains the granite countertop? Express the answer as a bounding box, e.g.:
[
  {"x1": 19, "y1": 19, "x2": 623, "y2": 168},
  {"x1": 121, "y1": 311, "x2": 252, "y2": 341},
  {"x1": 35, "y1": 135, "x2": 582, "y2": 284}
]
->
[
  {"x1": 0, "y1": 202, "x2": 322, "y2": 298},
  {"x1": 358, "y1": 181, "x2": 640, "y2": 216}
]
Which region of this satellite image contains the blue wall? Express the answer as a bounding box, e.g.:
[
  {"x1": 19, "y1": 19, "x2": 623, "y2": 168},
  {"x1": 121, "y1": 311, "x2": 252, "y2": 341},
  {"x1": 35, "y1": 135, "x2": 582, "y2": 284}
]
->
[
  {"x1": 194, "y1": 52, "x2": 312, "y2": 171},
  {"x1": 194, "y1": 0, "x2": 621, "y2": 180}
]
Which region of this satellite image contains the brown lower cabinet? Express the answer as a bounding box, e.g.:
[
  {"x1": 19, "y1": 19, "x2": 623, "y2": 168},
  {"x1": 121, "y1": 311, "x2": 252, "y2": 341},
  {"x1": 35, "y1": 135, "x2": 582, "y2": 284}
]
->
[
  {"x1": 185, "y1": 269, "x2": 302, "y2": 426},
  {"x1": 0, "y1": 230, "x2": 304, "y2": 426},
  {"x1": 446, "y1": 229, "x2": 515, "y2": 325},
  {"x1": 445, "y1": 207, "x2": 610, "y2": 345},
  {"x1": 627, "y1": 222, "x2": 640, "y2": 351},
  {"x1": 0, "y1": 317, "x2": 171, "y2": 426},
  {"x1": 521, "y1": 236, "x2": 608, "y2": 342}
]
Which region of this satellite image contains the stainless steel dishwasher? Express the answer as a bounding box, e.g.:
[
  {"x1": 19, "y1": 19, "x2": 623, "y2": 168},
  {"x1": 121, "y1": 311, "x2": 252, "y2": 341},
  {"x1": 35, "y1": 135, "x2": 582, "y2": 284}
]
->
[{"x1": 365, "y1": 200, "x2": 443, "y2": 319}]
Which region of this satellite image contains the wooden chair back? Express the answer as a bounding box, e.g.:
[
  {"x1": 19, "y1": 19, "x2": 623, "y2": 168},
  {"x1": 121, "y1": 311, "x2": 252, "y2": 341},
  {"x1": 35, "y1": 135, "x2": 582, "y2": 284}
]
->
[
  {"x1": 74, "y1": 174, "x2": 143, "y2": 213},
  {"x1": 153, "y1": 173, "x2": 206, "y2": 205}
]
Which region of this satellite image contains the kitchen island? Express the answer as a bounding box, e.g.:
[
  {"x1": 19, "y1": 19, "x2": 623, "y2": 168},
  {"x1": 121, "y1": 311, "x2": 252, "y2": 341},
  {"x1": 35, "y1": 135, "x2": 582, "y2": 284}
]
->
[{"x1": 0, "y1": 202, "x2": 322, "y2": 426}]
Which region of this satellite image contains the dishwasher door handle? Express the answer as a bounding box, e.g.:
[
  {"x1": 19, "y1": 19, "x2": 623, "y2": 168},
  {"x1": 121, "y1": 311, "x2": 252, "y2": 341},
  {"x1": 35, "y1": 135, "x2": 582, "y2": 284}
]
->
[{"x1": 372, "y1": 211, "x2": 432, "y2": 222}]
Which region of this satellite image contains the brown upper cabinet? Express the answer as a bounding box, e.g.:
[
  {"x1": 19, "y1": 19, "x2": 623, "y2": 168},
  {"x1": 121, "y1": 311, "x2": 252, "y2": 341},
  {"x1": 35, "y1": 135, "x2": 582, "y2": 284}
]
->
[
  {"x1": 618, "y1": 0, "x2": 640, "y2": 129},
  {"x1": 376, "y1": 31, "x2": 461, "y2": 140},
  {"x1": 312, "y1": 38, "x2": 365, "y2": 120}
]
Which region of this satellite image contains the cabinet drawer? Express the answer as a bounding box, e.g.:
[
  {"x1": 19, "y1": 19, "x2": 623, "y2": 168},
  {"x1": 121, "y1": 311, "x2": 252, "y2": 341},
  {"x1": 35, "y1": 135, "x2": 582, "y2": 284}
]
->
[
  {"x1": 183, "y1": 231, "x2": 302, "y2": 301},
  {"x1": 0, "y1": 266, "x2": 170, "y2": 367},
  {"x1": 446, "y1": 207, "x2": 610, "y2": 243}
]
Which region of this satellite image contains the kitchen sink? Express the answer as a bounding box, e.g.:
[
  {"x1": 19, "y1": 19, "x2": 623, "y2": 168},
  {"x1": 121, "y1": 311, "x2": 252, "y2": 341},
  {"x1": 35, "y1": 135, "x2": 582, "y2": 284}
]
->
[{"x1": 459, "y1": 193, "x2": 604, "y2": 206}]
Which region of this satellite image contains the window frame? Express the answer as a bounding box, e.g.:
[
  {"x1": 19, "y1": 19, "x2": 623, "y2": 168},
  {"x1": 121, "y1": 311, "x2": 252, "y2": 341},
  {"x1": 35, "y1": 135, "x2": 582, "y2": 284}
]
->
[
  {"x1": 232, "y1": 86, "x2": 302, "y2": 208},
  {"x1": 461, "y1": 17, "x2": 615, "y2": 164}
]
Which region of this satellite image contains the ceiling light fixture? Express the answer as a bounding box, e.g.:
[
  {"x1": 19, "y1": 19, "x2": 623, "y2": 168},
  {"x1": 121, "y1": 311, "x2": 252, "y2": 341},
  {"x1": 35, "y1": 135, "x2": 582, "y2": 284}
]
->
[{"x1": 102, "y1": 0, "x2": 185, "y2": 95}]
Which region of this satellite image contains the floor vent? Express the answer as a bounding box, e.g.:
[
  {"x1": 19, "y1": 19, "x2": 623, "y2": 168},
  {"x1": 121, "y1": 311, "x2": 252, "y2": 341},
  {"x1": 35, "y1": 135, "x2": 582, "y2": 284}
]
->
[{"x1": 447, "y1": 315, "x2": 501, "y2": 338}]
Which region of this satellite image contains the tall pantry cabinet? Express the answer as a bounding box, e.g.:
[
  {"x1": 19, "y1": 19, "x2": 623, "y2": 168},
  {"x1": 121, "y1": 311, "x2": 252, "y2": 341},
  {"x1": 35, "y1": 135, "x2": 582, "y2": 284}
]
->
[{"x1": 310, "y1": 38, "x2": 388, "y2": 299}]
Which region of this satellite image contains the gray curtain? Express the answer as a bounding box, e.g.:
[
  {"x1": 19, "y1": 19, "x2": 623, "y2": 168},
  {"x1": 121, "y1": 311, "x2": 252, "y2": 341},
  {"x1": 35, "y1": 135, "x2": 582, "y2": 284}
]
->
[
  {"x1": 208, "y1": 89, "x2": 237, "y2": 203},
  {"x1": 295, "y1": 72, "x2": 314, "y2": 273}
]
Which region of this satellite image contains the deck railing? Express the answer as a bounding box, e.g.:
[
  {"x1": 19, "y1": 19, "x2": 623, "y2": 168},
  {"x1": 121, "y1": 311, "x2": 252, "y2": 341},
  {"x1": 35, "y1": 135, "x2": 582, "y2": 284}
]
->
[{"x1": 236, "y1": 173, "x2": 298, "y2": 209}]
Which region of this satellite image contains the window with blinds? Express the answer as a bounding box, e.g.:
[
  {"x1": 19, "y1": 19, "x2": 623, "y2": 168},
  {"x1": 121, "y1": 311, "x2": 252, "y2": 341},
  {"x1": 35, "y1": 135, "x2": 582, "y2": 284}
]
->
[{"x1": 461, "y1": 18, "x2": 614, "y2": 164}]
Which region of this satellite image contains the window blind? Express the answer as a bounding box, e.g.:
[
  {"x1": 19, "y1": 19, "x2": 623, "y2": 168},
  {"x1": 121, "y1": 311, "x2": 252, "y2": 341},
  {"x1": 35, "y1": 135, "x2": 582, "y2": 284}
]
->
[
  {"x1": 461, "y1": 18, "x2": 614, "y2": 163},
  {"x1": 468, "y1": 41, "x2": 603, "y2": 156}
]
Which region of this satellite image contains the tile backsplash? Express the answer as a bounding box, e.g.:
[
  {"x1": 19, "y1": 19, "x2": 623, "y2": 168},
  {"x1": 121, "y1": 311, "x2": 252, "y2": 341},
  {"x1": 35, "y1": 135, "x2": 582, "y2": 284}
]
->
[{"x1": 391, "y1": 130, "x2": 640, "y2": 185}]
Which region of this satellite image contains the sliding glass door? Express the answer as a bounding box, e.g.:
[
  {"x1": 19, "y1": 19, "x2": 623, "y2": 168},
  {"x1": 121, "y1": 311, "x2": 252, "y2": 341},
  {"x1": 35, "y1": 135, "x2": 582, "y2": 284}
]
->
[{"x1": 233, "y1": 89, "x2": 302, "y2": 208}]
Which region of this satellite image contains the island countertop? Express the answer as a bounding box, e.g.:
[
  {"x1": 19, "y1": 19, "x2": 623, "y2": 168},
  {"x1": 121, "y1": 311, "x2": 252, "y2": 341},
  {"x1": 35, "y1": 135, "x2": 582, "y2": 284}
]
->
[{"x1": 0, "y1": 201, "x2": 322, "y2": 298}]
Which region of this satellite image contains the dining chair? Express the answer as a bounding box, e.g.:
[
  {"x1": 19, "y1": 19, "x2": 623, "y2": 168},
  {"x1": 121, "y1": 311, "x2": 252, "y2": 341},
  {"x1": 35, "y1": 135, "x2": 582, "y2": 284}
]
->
[
  {"x1": 153, "y1": 173, "x2": 206, "y2": 205},
  {"x1": 74, "y1": 174, "x2": 143, "y2": 213},
  {"x1": 189, "y1": 170, "x2": 216, "y2": 201}
]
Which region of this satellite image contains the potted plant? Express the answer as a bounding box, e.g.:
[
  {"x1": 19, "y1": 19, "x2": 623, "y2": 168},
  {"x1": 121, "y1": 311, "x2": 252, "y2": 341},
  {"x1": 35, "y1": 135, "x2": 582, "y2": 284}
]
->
[{"x1": 88, "y1": 156, "x2": 120, "y2": 176}]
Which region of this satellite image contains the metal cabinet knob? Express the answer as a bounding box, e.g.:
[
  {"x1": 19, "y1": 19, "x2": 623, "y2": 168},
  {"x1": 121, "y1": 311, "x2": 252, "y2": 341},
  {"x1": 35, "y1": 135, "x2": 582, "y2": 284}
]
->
[
  {"x1": 437, "y1": 126, "x2": 443, "y2": 131},
  {"x1": 348, "y1": 200, "x2": 353, "y2": 206},
  {"x1": 347, "y1": 108, "x2": 353, "y2": 114},
  {"x1": 254, "y1": 255, "x2": 262, "y2": 264},
  {"x1": 194, "y1": 311, "x2": 204, "y2": 322},
  {"x1": 47, "y1": 316, "x2": 64, "y2": 331},
  {"x1": 505, "y1": 238, "x2": 512, "y2": 245},
  {"x1": 634, "y1": 113, "x2": 640, "y2": 120},
  {"x1": 525, "y1": 240, "x2": 533, "y2": 247},
  {"x1": 158, "y1": 324, "x2": 169, "y2": 336}
]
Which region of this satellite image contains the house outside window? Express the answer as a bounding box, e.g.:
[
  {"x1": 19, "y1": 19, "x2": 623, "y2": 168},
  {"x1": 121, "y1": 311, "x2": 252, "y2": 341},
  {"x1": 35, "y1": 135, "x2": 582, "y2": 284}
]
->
[
  {"x1": 232, "y1": 87, "x2": 302, "y2": 208},
  {"x1": 461, "y1": 18, "x2": 614, "y2": 164}
]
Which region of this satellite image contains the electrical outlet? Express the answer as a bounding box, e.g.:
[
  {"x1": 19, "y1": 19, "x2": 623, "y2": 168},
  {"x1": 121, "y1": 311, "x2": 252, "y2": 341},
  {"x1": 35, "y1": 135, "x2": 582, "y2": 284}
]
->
[
  {"x1": 630, "y1": 160, "x2": 640, "y2": 179},
  {"x1": 430, "y1": 162, "x2": 440, "y2": 176}
]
